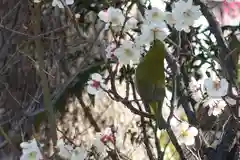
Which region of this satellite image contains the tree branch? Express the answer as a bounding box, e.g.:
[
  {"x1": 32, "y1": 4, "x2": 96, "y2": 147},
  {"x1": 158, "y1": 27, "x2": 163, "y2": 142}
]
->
[
  {"x1": 193, "y1": 0, "x2": 235, "y2": 82},
  {"x1": 32, "y1": 2, "x2": 58, "y2": 145}
]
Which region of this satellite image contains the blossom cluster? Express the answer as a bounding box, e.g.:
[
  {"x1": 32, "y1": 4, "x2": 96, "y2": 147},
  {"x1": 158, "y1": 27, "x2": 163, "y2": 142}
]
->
[
  {"x1": 85, "y1": 0, "x2": 234, "y2": 148},
  {"x1": 20, "y1": 128, "x2": 115, "y2": 160},
  {"x1": 88, "y1": 0, "x2": 203, "y2": 147},
  {"x1": 189, "y1": 75, "x2": 230, "y2": 116},
  {"x1": 98, "y1": 0, "x2": 202, "y2": 65}
]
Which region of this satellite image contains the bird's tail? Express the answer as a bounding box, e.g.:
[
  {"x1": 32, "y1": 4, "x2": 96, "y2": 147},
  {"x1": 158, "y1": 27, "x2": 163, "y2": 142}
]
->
[{"x1": 149, "y1": 101, "x2": 167, "y2": 130}]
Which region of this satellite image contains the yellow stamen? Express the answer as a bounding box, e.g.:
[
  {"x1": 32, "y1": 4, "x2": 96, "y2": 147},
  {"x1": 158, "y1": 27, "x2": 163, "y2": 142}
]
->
[
  {"x1": 213, "y1": 81, "x2": 221, "y2": 90},
  {"x1": 152, "y1": 12, "x2": 159, "y2": 18},
  {"x1": 28, "y1": 151, "x2": 37, "y2": 160},
  {"x1": 124, "y1": 49, "x2": 132, "y2": 56},
  {"x1": 181, "y1": 130, "x2": 188, "y2": 137}
]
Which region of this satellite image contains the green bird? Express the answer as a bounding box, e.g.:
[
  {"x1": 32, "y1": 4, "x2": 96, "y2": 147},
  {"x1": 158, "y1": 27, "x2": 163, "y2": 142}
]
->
[
  {"x1": 135, "y1": 40, "x2": 167, "y2": 129},
  {"x1": 228, "y1": 33, "x2": 240, "y2": 84}
]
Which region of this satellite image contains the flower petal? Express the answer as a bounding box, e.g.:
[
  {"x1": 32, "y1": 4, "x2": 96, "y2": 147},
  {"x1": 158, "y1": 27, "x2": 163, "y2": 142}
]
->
[
  {"x1": 205, "y1": 78, "x2": 214, "y2": 88},
  {"x1": 218, "y1": 100, "x2": 226, "y2": 109},
  {"x1": 87, "y1": 85, "x2": 98, "y2": 95},
  {"x1": 180, "y1": 122, "x2": 189, "y2": 131},
  {"x1": 87, "y1": 80, "x2": 93, "y2": 85},
  {"x1": 56, "y1": 139, "x2": 73, "y2": 159},
  {"x1": 71, "y1": 147, "x2": 87, "y2": 160},
  {"x1": 225, "y1": 97, "x2": 236, "y2": 105},
  {"x1": 91, "y1": 73, "x2": 102, "y2": 81},
  {"x1": 20, "y1": 142, "x2": 30, "y2": 149},
  {"x1": 207, "y1": 90, "x2": 222, "y2": 98},
  {"x1": 208, "y1": 107, "x2": 214, "y2": 116},
  {"x1": 66, "y1": 0, "x2": 74, "y2": 5},
  {"x1": 188, "y1": 127, "x2": 198, "y2": 136},
  {"x1": 185, "y1": 137, "x2": 195, "y2": 146},
  {"x1": 212, "y1": 107, "x2": 222, "y2": 116},
  {"x1": 125, "y1": 17, "x2": 138, "y2": 29},
  {"x1": 100, "y1": 83, "x2": 107, "y2": 90},
  {"x1": 170, "y1": 117, "x2": 179, "y2": 127},
  {"x1": 98, "y1": 11, "x2": 109, "y2": 22}
]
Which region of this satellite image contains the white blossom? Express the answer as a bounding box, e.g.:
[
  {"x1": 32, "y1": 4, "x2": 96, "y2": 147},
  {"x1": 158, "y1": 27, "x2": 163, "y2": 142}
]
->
[
  {"x1": 137, "y1": 22, "x2": 170, "y2": 45},
  {"x1": 170, "y1": 106, "x2": 188, "y2": 127},
  {"x1": 204, "y1": 78, "x2": 228, "y2": 98},
  {"x1": 203, "y1": 98, "x2": 227, "y2": 116},
  {"x1": 75, "y1": 13, "x2": 81, "y2": 19},
  {"x1": 20, "y1": 139, "x2": 43, "y2": 160},
  {"x1": 71, "y1": 147, "x2": 87, "y2": 160},
  {"x1": 125, "y1": 17, "x2": 138, "y2": 30},
  {"x1": 92, "y1": 127, "x2": 115, "y2": 154},
  {"x1": 56, "y1": 139, "x2": 73, "y2": 159},
  {"x1": 92, "y1": 133, "x2": 106, "y2": 153},
  {"x1": 52, "y1": 0, "x2": 74, "y2": 8},
  {"x1": 101, "y1": 127, "x2": 115, "y2": 143},
  {"x1": 189, "y1": 77, "x2": 203, "y2": 101},
  {"x1": 114, "y1": 40, "x2": 141, "y2": 65},
  {"x1": 172, "y1": 0, "x2": 201, "y2": 32},
  {"x1": 145, "y1": 7, "x2": 166, "y2": 25},
  {"x1": 87, "y1": 73, "x2": 107, "y2": 95},
  {"x1": 225, "y1": 87, "x2": 237, "y2": 106},
  {"x1": 165, "y1": 12, "x2": 176, "y2": 26},
  {"x1": 98, "y1": 7, "x2": 125, "y2": 30},
  {"x1": 174, "y1": 122, "x2": 198, "y2": 146}
]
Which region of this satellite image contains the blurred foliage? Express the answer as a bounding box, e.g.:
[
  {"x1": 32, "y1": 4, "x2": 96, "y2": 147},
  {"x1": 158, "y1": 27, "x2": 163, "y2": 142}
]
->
[
  {"x1": 159, "y1": 130, "x2": 179, "y2": 160},
  {"x1": 33, "y1": 60, "x2": 106, "y2": 131}
]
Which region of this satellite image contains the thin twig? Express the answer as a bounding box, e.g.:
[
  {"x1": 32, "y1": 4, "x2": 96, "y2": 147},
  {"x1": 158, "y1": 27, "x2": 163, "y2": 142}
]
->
[
  {"x1": 58, "y1": 0, "x2": 86, "y2": 40},
  {"x1": 0, "y1": 126, "x2": 17, "y2": 151},
  {"x1": 0, "y1": 23, "x2": 69, "y2": 39}
]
